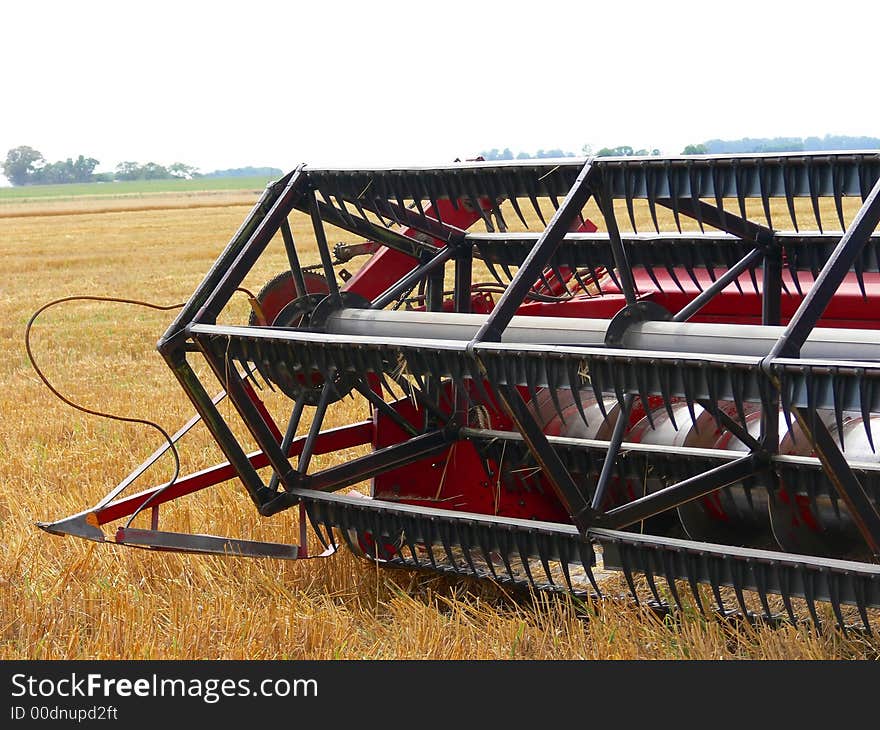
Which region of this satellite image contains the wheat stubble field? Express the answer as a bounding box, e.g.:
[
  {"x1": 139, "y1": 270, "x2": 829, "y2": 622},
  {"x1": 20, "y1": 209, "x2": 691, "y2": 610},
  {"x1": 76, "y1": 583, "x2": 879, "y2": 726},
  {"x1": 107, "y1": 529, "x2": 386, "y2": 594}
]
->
[{"x1": 1, "y1": 183, "x2": 879, "y2": 660}]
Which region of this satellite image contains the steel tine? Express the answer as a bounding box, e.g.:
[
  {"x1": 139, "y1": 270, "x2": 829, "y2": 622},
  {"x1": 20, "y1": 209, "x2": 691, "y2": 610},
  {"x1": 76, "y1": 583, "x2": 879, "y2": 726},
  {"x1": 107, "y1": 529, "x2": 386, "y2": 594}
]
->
[
  {"x1": 586, "y1": 361, "x2": 609, "y2": 420},
  {"x1": 550, "y1": 262, "x2": 571, "y2": 296},
  {"x1": 778, "y1": 567, "x2": 798, "y2": 625},
  {"x1": 624, "y1": 171, "x2": 637, "y2": 233},
  {"x1": 485, "y1": 177, "x2": 508, "y2": 233},
  {"x1": 704, "y1": 365, "x2": 723, "y2": 430},
  {"x1": 559, "y1": 549, "x2": 575, "y2": 594},
  {"x1": 401, "y1": 516, "x2": 422, "y2": 567},
  {"x1": 445, "y1": 172, "x2": 464, "y2": 212},
  {"x1": 682, "y1": 366, "x2": 700, "y2": 432},
  {"x1": 497, "y1": 529, "x2": 516, "y2": 583},
  {"x1": 786, "y1": 246, "x2": 804, "y2": 296},
  {"x1": 536, "y1": 269, "x2": 556, "y2": 296},
  {"x1": 614, "y1": 544, "x2": 639, "y2": 604},
  {"x1": 707, "y1": 558, "x2": 727, "y2": 615},
  {"x1": 832, "y1": 164, "x2": 846, "y2": 230},
  {"x1": 642, "y1": 255, "x2": 665, "y2": 293},
  {"x1": 687, "y1": 161, "x2": 704, "y2": 232},
  {"x1": 437, "y1": 521, "x2": 459, "y2": 573},
  {"x1": 685, "y1": 554, "x2": 706, "y2": 615},
  {"x1": 661, "y1": 551, "x2": 684, "y2": 610},
  {"x1": 857, "y1": 370, "x2": 875, "y2": 451},
  {"x1": 335, "y1": 516, "x2": 362, "y2": 558},
  {"x1": 803, "y1": 570, "x2": 822, "y2": 629},
  {"x1": 484, "y1": 254, "x2": 507, "y2": 287},
  {"x1": 422, "y1": 529, "x2": 439, "y2": 571},
  {"x1": 610, "y1": 360, "x2": 626, "y2": 410},
  {"x1": 603, "y1": 264, "x2": 624, "y2": 293},
  {"x1": 527, "y1": 188, "x2": 546, "y2": 226},
  {"x1": 747, "y1": 259, "x2": 760, "y2": 295},
  {"x1": 499, "y1": 170, "x2": 523, "y2": 221},
  {"x1": 859, "y1": 161, "x2": 872, "y2": 202},
  {"x1": 753, "y1": 563, "x2": 774, "y2": 621},
  {"x1": 658, "y1": 366, "x2": 677, "y2": 430},
  {"x1": 566, "y1": 361, "x2": 590, "y2": 426},
  {"x1": 734, "y1": 160, "x2": 748, "y2": 223},
  {"x1": 661, "y1": 245, "x2": 685, "y2": 293},
  {"x1": 731, "y1": 371, "x2": 748, "y2": 432},
  {"x1": 374, "y1": 176, "x2": 398, "y2": 224},
  {"x1": 731, "y1": 561, "x2": 750, "y2": 618},
  {"x1": 681, "y1": 246, "x2": 702, "y2": 291},
  {"x1": 854, "y1": 576, "x2": 872, "y2": 635},
  {"x1": 515, "y1": 532, "x2": 536, "y2": 586},
  {"x1": 304, "y1": 503, "x2": 331, "y2": 549},
  {"x1": 474, "y1": 525, "x2": 500, "y2": 581},
  {"x1": 827, "y1": 572, "x2": 847, "y2": 634},
  {"x1": 466, "y1": 180, "x2": 494, "y2": 233},
  {"x1": 537, "y1": 535, "x2": 556, "y2": 588},
  {"x1": 805, "y1": 372, "x2": 819, "y2": 441},
  {"x1": 855, "y1": 255, "x2": 867, "y2": 298},
  {"x1": 832, "y1": 371, "x2": 846, "y2": 448},
  {"x1": 758, "y1": 161, "x2": 773, "y2": 229},
  {"x1": 780, "y1": 376, "x2": 796, "y2": 440},
  {"x1": 410, "y1": 173, "x2": 431, "y2": 221},
  {"x1": 712, "y1": 165, "x2": 726, "y2": 231},
  {"x1": 508, "y1": 187, "x2": 529, "y2": 228},
  {"x1": 424, "y1": 176, "x2": 445, "y2": 226},
  {"x1": 643, "y1": 551, "x2": 665, "y2": 607},
  {"x1": 586, "y1": 253, "x2": 602, "y2": 294},
  {"x1": 368, "y1": 510, "x2": 388, "y2": 561},
  {"x1": 547, "y1": 378, "x2": 567, "y2": 427},
  {"x1": 666, "y1": 161, "x2": 682, "y2": 233},
  {"x1": 349, "y1": 194, "x2": 373, "y2": 227},
  {"x1": 575, "y1": 541, "x2": 600, "y2": 597},
  {"x1": 783, "y1": 165, "x2": 799, "y2": 232},
  {"x1": 369, "y1": 194, "x2": 392, "y2": 228},
  {"x1": 465, "y1": 359, "x2": 493, "y2": 411},
  {"x1": 720, "y1": 243, "x2": 744, "y2": 295},
  {"x1": 458, "y1": 526, "x2": 481, "y2": 578},
  {"x1": 500, "y1": 260, "x2": 516, "y2": 284},
  {"x1": 698, "y1": 241, "x2": 718, "y2": 283},
  {"x1": 524, "y1": 357, "x2": 541, "y2": 408},
  {"x1": 808, "y1": 159, "x2": 823, "y2": 233},
  {"x1": 571, "y1": 267, "x2": 591, "y2": 295},
  {"x1": 334, "y1": 194, "x2": 358, "y2": 229},
  {"x1": 646, "y1": 164, "x2": 660, "y2": 233}
]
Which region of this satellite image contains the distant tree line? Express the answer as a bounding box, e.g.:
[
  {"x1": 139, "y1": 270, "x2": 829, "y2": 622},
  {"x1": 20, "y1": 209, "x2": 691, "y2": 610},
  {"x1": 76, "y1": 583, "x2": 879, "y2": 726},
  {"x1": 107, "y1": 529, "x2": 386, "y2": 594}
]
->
[
  {"x1": 480, "y1": 145, "x2": 662, "y2": 160},
  {"x1": 2, "y1": 146, "x2": 282, "y2": 186},
  {"x1": 481, "y1": 135, "x2": 880, "y2": 162},
  {"x1": 202, "y1": 166, "x2": 282, "y2": 178},
  {"x1": 680, "y1": 135, "x2": 880, "y2": 155}
]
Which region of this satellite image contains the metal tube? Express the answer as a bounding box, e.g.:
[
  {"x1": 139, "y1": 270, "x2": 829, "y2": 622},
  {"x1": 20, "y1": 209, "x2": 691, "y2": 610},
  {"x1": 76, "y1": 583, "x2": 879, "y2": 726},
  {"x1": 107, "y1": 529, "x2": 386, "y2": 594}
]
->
[{"x1": 323, "y1": 307, "x2": 880, "y2": 361}]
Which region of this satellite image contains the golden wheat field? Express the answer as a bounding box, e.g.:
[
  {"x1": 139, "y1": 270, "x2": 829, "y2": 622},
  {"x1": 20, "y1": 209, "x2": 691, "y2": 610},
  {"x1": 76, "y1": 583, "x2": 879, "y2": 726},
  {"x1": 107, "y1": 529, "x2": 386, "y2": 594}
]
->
[{"x1": 1, "y1": 185, "x2": 879, "y2": 660}]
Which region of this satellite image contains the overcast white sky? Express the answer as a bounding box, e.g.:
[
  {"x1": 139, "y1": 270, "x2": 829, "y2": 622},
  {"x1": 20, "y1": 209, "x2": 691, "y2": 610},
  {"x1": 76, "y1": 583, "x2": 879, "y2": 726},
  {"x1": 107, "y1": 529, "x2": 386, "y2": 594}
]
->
[{"x1": 3, "y1": 0, "x2": 879, "y2": 182}]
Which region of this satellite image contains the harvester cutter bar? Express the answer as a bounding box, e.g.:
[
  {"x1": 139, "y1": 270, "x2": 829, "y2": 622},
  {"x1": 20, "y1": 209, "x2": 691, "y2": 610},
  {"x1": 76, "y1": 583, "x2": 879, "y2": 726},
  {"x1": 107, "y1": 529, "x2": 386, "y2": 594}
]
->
[{"x1": 296, "y1": 487, "x2": 880, "y2": 629}]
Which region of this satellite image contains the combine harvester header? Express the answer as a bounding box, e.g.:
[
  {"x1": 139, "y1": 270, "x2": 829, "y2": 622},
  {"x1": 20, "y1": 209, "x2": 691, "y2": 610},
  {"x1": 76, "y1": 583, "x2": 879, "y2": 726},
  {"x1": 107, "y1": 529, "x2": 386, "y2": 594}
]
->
[{"x1": 39, "y1": 151, "x2": 880, "y2": 631}]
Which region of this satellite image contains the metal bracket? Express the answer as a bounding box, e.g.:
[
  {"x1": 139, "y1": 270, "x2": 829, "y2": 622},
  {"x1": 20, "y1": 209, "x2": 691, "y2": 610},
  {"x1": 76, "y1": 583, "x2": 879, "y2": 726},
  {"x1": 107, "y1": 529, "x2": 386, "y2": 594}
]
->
[{"x1": 604, "y1": 300, "x2": 671, "y2": 348}]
